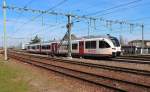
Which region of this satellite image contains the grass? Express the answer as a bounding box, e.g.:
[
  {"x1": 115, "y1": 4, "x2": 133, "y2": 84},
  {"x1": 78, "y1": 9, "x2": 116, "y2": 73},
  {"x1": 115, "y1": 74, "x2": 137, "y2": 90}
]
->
[{"x1": 0, "y1": 61, "x2": 29, "y2": 92}]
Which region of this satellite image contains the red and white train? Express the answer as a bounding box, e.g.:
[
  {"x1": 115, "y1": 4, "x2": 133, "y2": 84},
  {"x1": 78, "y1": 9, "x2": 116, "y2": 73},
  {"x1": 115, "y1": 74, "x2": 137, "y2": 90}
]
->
[{"x1": 25, "y1": 35, "x2": 121, "y2": 57}]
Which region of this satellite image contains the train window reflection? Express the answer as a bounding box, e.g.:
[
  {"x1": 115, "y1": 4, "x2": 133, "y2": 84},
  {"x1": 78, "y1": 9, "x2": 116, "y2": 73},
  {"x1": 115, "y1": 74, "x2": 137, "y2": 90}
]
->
[
  {"x1": 72, "y1": 43, "x2": 78, "y2": 50},
  {"x1": 85, "y1": 41, "x2": 96, "y2": 49},
  {"x1": 99, "y1": 41, "x2": 110, "y2": 48}
]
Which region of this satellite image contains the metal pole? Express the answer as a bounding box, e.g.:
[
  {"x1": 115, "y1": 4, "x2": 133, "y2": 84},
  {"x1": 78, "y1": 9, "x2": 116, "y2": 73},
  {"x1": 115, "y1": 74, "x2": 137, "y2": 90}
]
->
[
  {"x1": 3, "y1": 0, "x2": 7, "y2": 60},
  {"x1": 67, "y1": 15, "x2": 72, "y2": 58},
  {"x1": 88, "y1": 21, "x2": 90, "y2": 38},
  {"x1": 141, "y1": 24, "x2": 144, "y2": 54}
]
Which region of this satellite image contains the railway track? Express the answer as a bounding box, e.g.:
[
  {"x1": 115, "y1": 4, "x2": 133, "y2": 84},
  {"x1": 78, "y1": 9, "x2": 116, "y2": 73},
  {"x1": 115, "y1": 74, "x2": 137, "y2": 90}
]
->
[
  {"x1": 109, "y1": 55, "x2": 150, "y2": 65},
  {"x1": 12, "y1": 49, "x2": 150, "y2": 64},
  {"x1": 9, "y1": 50, "x2": 150, "y2": 75},
  {"x1": 7, "y1": 50, "x2": 150, "y2": 92},
  {"x1": 110, "y1": 58, "x2": 150, "y2": 64},
  {"x1": 117, "y1": 55, "x2": 150, "y2": 61},
  {"x1": 30, "y1": 55, "x2": 150, "y2": 76}
]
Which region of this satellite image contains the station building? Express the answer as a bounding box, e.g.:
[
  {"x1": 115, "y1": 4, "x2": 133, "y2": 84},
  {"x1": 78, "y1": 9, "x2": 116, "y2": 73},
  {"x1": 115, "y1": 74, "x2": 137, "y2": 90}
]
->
[
  {"x1": 122, "y1": 40, "x2": 150, "y2": 55},
  {"x1": 128, "y1": 40, "x2": 150, "y2": 47}
]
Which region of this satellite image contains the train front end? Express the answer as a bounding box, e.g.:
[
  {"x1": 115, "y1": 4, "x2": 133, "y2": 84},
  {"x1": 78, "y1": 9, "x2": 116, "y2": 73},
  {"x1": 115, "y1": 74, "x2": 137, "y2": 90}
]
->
[{"x1": 110, "y1": 37, "x2": 121, "y2": 57}]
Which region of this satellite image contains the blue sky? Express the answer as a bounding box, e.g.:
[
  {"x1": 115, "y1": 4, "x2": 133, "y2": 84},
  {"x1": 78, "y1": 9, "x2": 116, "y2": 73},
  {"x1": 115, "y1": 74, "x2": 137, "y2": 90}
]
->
[{"x1": 0, "y1": 0, "x2": 150, "y2": 47}]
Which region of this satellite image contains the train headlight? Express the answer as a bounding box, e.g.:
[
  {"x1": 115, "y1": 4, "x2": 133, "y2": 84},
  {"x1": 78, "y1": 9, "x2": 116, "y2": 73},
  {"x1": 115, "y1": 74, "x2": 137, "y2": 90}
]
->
[{"x1": 112, "y1": 48, "x2": 116, "y2": 50}]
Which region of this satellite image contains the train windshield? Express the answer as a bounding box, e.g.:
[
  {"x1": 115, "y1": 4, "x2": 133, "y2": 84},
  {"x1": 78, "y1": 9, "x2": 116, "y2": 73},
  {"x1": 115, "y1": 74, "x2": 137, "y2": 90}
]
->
[{"x1": 111, "y1": 38, "x2": 120, "y2": 47}]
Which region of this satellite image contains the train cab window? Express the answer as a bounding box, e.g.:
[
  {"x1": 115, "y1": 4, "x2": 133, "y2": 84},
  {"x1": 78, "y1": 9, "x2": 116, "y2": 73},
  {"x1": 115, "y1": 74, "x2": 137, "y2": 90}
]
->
[
  {"x1": 111, "y1": 38, "x2": 120, "y2": 47},
  {"x1": 85, "y1": 41, "x2": 96, "y2": 49},
  {"x1": 99, "y1": 41, "x2": 110, "y2": 48},
  {"x1": 72, "y1": 43, "x2": 78, "y2": 50}
]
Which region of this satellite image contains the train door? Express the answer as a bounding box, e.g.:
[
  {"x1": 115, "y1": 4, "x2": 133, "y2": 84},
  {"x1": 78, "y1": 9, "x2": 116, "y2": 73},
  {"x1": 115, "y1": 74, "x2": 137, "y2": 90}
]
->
[
  {"x1": 39, "y1": 45, "x2": 41, "y2": 53},
  {"x1": 52, "y1": 43, "x2": 58, "y2": 54},
  {"x1": 79, "y1": 41, "x2": 84, "y2": 55}
]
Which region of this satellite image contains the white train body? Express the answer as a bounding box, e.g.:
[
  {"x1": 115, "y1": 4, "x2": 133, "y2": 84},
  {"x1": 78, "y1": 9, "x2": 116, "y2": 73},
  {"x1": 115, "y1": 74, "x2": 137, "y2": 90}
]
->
[{"x1": 25, "y1": 36, "x2": 121, "y2": 57}]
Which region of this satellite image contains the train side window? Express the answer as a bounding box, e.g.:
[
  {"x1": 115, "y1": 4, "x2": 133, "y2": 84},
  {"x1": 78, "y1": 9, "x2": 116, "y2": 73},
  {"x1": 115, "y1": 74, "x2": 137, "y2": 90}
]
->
[
  {"x1": 37, "y1": 45, "x2": 40, "y2": 49},
  {"x1": 85, "y1": 41, "x2": 96, "y2": 49},
  {"x1": 32, "y1": 46, "x2": 36, "y2": 49},
  {"x1": 28, "y1": 46, "x2": 30, "y2": 49},
  {"x1": 48, "y1": 45, "x2": 51, "y2": 49},
  {"x1": 42, "y1": 45, "x2": 46, "y2": 49},
  {"x1": 46, "y1": 45, "x2": 51, "y2": 49},
  {"x1": 45, "y1": 45, "x2": 47, "y2": 49},
  {"x1": 99, "y1": 41, "x2": 110, "y2": 48},
  {"x1": 72, "y1": 43, "x2": 78, "y2": 50}
]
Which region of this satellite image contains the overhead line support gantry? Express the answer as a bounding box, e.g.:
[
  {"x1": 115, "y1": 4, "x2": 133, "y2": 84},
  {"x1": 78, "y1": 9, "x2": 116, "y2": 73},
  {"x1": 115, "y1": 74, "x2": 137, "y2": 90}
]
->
[
  {"x1": 4, "y1": 5, "x2": 145, "y2": 57},
  {"x1": 4, "y1": 5, "x2": 96, "y2": 58}
]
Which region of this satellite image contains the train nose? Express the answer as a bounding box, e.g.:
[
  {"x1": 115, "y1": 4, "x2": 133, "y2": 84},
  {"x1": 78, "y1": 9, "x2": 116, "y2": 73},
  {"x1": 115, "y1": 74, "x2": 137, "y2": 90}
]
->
[{"x1": 112, "y1": 51, "x2": 121, "y2": 57}]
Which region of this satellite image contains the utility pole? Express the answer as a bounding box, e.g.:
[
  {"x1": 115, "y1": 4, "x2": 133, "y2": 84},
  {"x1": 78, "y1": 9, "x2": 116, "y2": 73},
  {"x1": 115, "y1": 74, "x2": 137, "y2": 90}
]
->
[
  {"x1": 3, "y1": 0, "x2": 7, "y2": 60},
  {"x1": 141, "y1": 24, "x2": 144, "y2": 54},
  {"x1": 88, "y1": 21, "x2": 90, "y2": 38},
  {"x1": 67, "y1": 15, "x2": 72, "y2": 59}
]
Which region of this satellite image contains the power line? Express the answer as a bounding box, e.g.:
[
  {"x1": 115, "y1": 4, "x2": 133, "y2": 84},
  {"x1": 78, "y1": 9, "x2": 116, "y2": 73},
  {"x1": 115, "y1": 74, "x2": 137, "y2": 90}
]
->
[
  {"x1": 13, "y1": 0, "x2": 68, "y2": 33},
  {"x1": 95, "y1": 3, "x2": 141, "y2": 17},
  {"x1": 129, "y1": 17, "x2": 150, "y2": 21},
  {"x1": 3, "y1": 4, "x2": 146, "y2": 55},
  {"x1": 95, "y1": 1, "x2": 150, "y2": 17},
  {"x1": 29, "y1": 23, "x2": 66, "y2": 36},
  {"x1": 85, "y1": 0, "x2": 142, "y2": 16},
  {"x1": 46, "y1": 0, "x2": 68, "y2": 10},
  {"x1": 23, "y1": 0, "x2": 33, "y2": 8},
  {"x1": 6, "y1": 4, "x2": 144, "y2": 29},
  {"x1": 13, "y1": 0, "x2": 34, "y2": 34}
]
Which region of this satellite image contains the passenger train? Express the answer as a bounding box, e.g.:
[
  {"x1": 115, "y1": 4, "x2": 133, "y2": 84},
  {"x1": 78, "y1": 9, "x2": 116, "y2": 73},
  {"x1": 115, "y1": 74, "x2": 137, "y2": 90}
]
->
[{"x1": 25, "y1": 35, "x2": 121, "y2": 57}]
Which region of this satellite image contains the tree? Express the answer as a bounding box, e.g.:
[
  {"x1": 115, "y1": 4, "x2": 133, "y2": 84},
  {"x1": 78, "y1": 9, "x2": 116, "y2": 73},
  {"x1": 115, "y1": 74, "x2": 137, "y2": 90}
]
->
[
  {"x1": 63, "y1": 34, "x2": 77, "y2": 40},
  {"x1": 30, "y1": 35, "x2": 41, "y2": 44}
]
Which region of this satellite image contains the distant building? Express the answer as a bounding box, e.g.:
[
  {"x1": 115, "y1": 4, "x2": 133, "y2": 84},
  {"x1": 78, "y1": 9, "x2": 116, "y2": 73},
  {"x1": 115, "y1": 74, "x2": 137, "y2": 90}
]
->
[
  {"x1": 128, "y1": 40, "x2": 150, "y2": 47},
  {"x1": 121, "y1": 40, "x2": 150, "y2": 55}
]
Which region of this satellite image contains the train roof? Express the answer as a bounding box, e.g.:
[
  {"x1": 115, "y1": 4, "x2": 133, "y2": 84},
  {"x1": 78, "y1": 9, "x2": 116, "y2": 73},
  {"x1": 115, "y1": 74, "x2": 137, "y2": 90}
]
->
[
  {"x1": 71, "y1": 35, "x2": 116, "y2": 41},
  {"x1": 26, "y1": 35, "x2": 117, "y2": 45}
]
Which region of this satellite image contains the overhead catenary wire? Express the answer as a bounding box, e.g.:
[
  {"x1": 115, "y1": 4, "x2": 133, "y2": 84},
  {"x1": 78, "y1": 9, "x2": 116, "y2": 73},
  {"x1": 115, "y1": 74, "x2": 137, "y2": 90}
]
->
[
  {"x1": 46, "y1": 0, "x2": 68, "y2": 10},
  {"x1": 12, "y1": 0, "x2": 68, "y2": 33},
  {"x1": 6, "y1": 5, "x2": 143, "y2": 27},
  {"x1": 85, "y1": 0, "x2": 142, "y2": 16},
  {"x1": 13, "y1": 0, "x2": 34, "y2": 34},
  {"x1": 5, "y1": 3, "x2": 144, "y2": 44},
  {"x1": 5, "y1": 18, "x2": 66, "y2": 37},
  {"x1": 129, "y1": 17, "x2": 150, "y2": 22},
  {"x1": 2, "y1": 0, "x2": 147, "y2": 57},
  {"x1": 16, "y1": 0, "x2": 33, "y2": 16},
  {"x1": 95, "y1": 2, "x2": 143, "y2": 17},
  {"x1": 23, "y1": 0, "x2": 33, "y2": 8},
  {"x1": 5, "y1": 3, "x2": 145, "y2": 40},
  {"x1": 29, "y1": 23, "x2": 66, "y2": 37}
]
